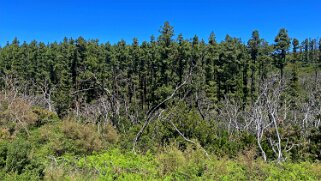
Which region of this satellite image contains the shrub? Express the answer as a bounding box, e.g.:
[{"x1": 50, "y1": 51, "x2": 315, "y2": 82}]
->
[
  {"x1": 37, "y1": 119, "x2": 119, "y2": 156},
  {"x1": 32, "y1": 107, "x2": 59, "y2": 127},
  {"x1": 0, "y1": 128, "x2": 11, "y2": 140},
  {"x1": 0, "y1": 95, "x2": 58, "y2": 138},
  {"x1": 99, "y1": 122, "x2": 119, "y2": 144},
  {"x1": 156, "y1": 144, "x2": 186, "y2": 175},
  {"x1": 75, "y1": 148, "x2": 158, "y2": 180},
  {"x1": 0, "y1": 141, "x2": 8, "y2": 168},
  {"x1": 5, "y1": 139, "x2": 31, "y2": 173},
  {"x1": 308, "y1": 126, "x2": 321, "y2": 160}
]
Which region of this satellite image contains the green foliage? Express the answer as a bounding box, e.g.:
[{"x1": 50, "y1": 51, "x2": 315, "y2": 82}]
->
[
  {"x1": 36, "y1": 119, "x2": 118, "y2": 156},
  {"x1": 5, "y1": 139, "x2": 31, "y2": 173},
  {"x1": 0, "y1": 22, "x2": 321, "y2": 180},
  {"x1": 32, "y1": 106, "x2": 59, "y2": 127},
  {"x1": 308, "y1": 126, "x2": 321, "y2": 160},
  {"x1": 75, "y1": 149, "x2": 158, "y2": 180},
  {"x1": 0, "y1": 170, "x2": 42, "y2": 181},
  {"x1": 0, "y1": 139, "x2": 44, "y2": 180},
  {"x1": 42, "y1": 145, "x2": 321, "y2": 180},
  {"x1": 274, "y1": 28, "x2": 291, "y2": 79},
  {"x1": 0, "y1": 141, "x2": 8, "y2": 168}
]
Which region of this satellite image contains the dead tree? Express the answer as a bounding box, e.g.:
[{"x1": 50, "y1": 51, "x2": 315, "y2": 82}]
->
[{"x1": 132, "y1": 69, "x2": 193, "y2": 152}]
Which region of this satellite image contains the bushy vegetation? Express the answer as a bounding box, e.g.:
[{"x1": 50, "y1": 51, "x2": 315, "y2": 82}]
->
[
  {"x1": 43, "y1": 145, "x2": 321, "y2": 180},
  {"x1": 0, "y1": 22, "x2": 320, "y2": 179},
  {"x1": 0, "y1": 96, "x2": 320, "y2": 180}
]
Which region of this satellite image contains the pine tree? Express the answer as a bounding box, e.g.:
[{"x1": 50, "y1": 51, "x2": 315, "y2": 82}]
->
[
  {"x1": 128, "y1": 38, "x2": 140, "y2": 104},
  {"x1": 274, "y1": 28, "x2": 290, "y2": 81},
  {"x1": 309, "y1": 39, "x2": 319, "y2": 83},
  {"x1": 158, "y1": 21, "x2": 175, "y2": 86},
  {"x1": 292, "y1": 38, "x2": 299, "y2": 62},
  {"x1": 139, "y1": 41, "x2": 149, "y2": 109},
  {"x1": 147, "y1": 35, "x2": 160, "y2": 107},
  {"x1": 82, "y1": 39, "x2": 103, "y2": 102},
  {"x1": 216, "y1": 35, "x2": 242, "y2": 100},
  {"x1": 154, "y1": 22, "x2": 176, "y2": 107},
  {"x1": 287, "y1": 38, "x2": 301, "y2": 109},
  {"x1": 53, "y1": 37, "x2": 74, "y2": 117},
  {"x1": 0, "y1": 38, "x2": 20, "y2": 90},
  {"x1": 302, "y1": 39, "x2": 309, "y2": 62},
  {"x1": 248, "y1": 30, "x2": 261, "y2": 104},
  {"x1": 27, "y1": 40, "x2": 38, "y2": 94},
  {"x1": 257, "y1": 40, "x2": 272, "y2": 87},
  {"x1": 176, "y1": 34, "x2": 191, "y2": 84},
  {"x1": 205, "y1": 32, "x2": 218, "y2": 102},
  {"x1": 240, "y1": 44, "x2": 250, "y2": 109}
]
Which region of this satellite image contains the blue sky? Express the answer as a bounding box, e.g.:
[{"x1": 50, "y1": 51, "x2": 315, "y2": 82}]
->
[{"x1": 1, "y1": 0, "x2": 320, "y2": 46}]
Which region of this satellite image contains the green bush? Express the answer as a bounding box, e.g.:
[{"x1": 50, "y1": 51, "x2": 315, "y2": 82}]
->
[
  {"x1": 36, "y1": 119, "x2": 119, "y2": 156},
  {"x1": 40, "y1": 144, "x2": 321, "y2": 180},
  {"x1": 0, "y1": 139, "x2": 44, "y2": 180},
  {"x1": 0, "y1": 169, "x2": 41, "y2": 181},
  {"x1": 308, "y1": 126, "x2": 321, "y2": 160},
  {"x1": 157, "y1": 144, "x2": 186, "y2": 175},
  {"x1": 32, "y1": 107, "x2": 59, "y2": 127},
  {"x1": 75, "y1": 148, "x2": 159, "y2": 180},
  {"x1": 0, "y1": 141, "x2": 8, "y2": 168},
  {"x1": 5, "y1": 139, "x2": 31, "y2": 173}
]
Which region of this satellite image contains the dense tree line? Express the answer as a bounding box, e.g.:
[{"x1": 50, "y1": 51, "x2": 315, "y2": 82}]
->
[{"x1": 0, "y1": 22, "x2": 321, "y2": 163}]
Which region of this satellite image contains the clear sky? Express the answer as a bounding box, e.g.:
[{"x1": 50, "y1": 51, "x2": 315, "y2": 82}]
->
[{"x1": 1, "y1": 0, "x2": 320, "y2": 46}]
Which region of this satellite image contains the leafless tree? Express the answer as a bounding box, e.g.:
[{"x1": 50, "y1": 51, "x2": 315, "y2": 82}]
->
[{"x1": 132, "y1": 69, "x2": 193, "y2": 152}]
